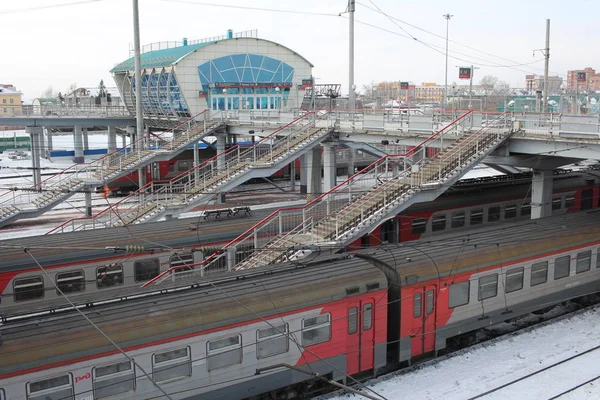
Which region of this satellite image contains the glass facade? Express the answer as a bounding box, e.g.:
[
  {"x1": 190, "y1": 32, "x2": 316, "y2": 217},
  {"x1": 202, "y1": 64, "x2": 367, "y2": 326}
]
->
[
  {"x1": 198, "y1": 54, "x2": 293, "y2": 111},
  {"x1": 127, "y1": 68, "x2": 190, "y2": 119}
]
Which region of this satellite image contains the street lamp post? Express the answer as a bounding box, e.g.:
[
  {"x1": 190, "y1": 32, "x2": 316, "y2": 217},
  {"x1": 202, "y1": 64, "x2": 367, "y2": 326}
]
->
[{"x1": 443, "y1": 14, "x2": 453, "y2": 111}]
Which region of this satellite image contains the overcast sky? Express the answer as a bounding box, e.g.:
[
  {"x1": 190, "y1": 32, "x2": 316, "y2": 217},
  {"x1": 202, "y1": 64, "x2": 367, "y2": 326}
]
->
[{"x1": 2, "y1": 0, "x2": 598, "y2": 98}]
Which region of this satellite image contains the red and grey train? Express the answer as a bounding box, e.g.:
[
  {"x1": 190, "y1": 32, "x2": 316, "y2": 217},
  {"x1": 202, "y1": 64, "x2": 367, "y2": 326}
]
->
[{"x1": 1, "y1": 202, "x2": 600, "y2": 399}]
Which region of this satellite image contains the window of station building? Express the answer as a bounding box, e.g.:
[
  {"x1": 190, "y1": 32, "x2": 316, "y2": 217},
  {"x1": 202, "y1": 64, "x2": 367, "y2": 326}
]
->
[
  {"x1": 97, "y1": 264, "x2": 123, "y2": 289},
  {"x1": 413, "y1": 293, "x2": 422, "y2": 318},
  {"x1": 10, "y1": 99, "x2": 14, "y2": 104},
  {"x1": 153, "y1": 347, "x2": 191, "y2": 382},
  {"x1": 448, "y1": 281, "x2": 470, "y2": 308},
  {"x1": 93, "y1": 360, "x2": 135, "y2": 399},
  {"x1": 411, "y1": 218, "x2": 427, "y2": 235},
  {"x1": 56, "y1": 270, "x2": 85, "y2": 296},
  {"x1": 27, "y1": 374, "x2": 74, "y2": 400},
  {"x1": 576, "y1": 250, "x2": 592, "y2": 274},
  {"x1": 364, "y1": 303, "x2": 373, "y2": 330},
  {"x1": 565, "y1": 196, "x2": 576, "y2": 209},
  {"x1": 504, "y1": 204, "x2": 517, "y2": 219},
  {"x1": 520, "y1": 202, "x2": 531, "y2": 217},
  {"x1": 470, "y1": 209, "x2": 484, "y2": 225},
  {"x1": 257, "y1": 324, "x2": 289, "y2": 359},
  {"x1": 207, "y1": 335, "x2": 242, "y2": 371},
  {"x1": 348, "y1": 307, "x2": 358, "y2": 334},
  {"x1": 488, "y1": 206, "x2": 501, "y2": 222},
  {"x1": 531, "y1": 261, "x2": 549, "y2": 286},
  {"x1": 14, "y1": 276, "x2": 44, "y2": 302},
  {"x1": 302, "y1": 314, "x2": 331, "y2": 346},
  {"x1": 431, "y1": 214, "x2": 446, "y2": 232},
  {"x1": 552, "y1": 197, "x2": 562, "y2": 211},
  {"x1": 505, "y1": 267, "x2": 524, "y2": 293},
  {"x1": 134, "y1": 259, "x2": 160, "y2": 282},
  {"x1": 451, "y1": 211, "x2": 466, "y2": 228},
  {"x1": 554, "y1": 255, "x2": 571, "y2": 280},
  {"x1": 478, "y1": 274, "x2": 498, "y2": 300}
]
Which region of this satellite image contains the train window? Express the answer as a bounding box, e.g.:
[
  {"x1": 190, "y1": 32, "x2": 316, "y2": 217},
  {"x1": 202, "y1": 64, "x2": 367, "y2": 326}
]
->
[
  {"x1": 565, "y1": 196, "x2": 575, "y2": 209},
  {"x1": 448, "y1": 281, "x2": 470, "y2": 308},
  {"x1": 411, "y1": 218, "x2": 426, "y2": 235},
  {"x1": 93, "y1": 360, "x2": 135, "y2": 398},
  {"x1": 348, "y1": 307, "x2": 358, "y2": 334},
  {"x1": 478, "y1": 274, "x2": 498, "y2": 300},
  {"x1": 364, "y1": 303, "x2": 373, "y2": 330},
  {"x1": 597, "y1": 249, "x2": 600, "y2": 268},
  {"x1": 431, "y1": 214, "x2": 446, "y2": 232},
  {"x1": 27, "y1": 374, "x2": 73, "y2": 400},
  {"x1": 520, "y1": 202, "x2": 531, "y2": 217},
  {"x1": 470, "y1": 209, "x2": 483, "y2": 225},
  {"x1": 505, "y1": 267, "x2": 524, "y2": 293},
  {"x1": 96, "y1": 264, "x2": 124, "y2": 289},
  {"x1": 552, "y1": 197, "x2": 562, "y2": 211},
  {"x1": 55, "y1": 270, "x2": 85, "y2": 296},
  {"x1": 488, "y1": 206, "x2": 501, "y2": 222},
  {"x1": 177, "y1": 160, "x2": 189, "y2": 171},
  {"x1": 426, "y1": 290, "x2": 434, "y2": 315},
  {"x1": 153, "y1": 347, "x2": 191, "y2": 381},
  {"x1": 413, "y1": 293, "x2": 422, "y2": 318},
  {"x1": 207, "y1": 336, "x2": 242, "y2": 371},
  {"x1": 302, "y1": 314, "x2": 331, "y2": 346},
  {"x1": 14, "y1": 276, "x2": 44, "y2": 302},
  {"x1": 366, "y1": 282, "x2": 380, "y2": 291},
  {"x1": 170, "y1": 253, "x2": 195, "y2": 273},
  {"x1": 554, "y1": 255, "x2": 571, "y2": 280},
  {"x1": 576, "y1": 250, "x2": 592, "y2": 274},
  {"x1": 346, "y1": 287, "x2": 360, "y2": 296},
  {"x1": 257, "y1": 324, "x2": 289, "y2": 358},
  {"x1": 531, "y1": 261, "x2": 548, "y2": 286},
  {"x1": 451, "y1": 211, "x2": 465, "y2": 228},
  {"x1": 504, "y1": 204, "x2": 517, "y2": 219},
  {"x1": 169, "y1": 163, "x2": 175, "y2": 172},
  {"x1": 134, "y1": 259, "x2": 160, "y2": 282}
]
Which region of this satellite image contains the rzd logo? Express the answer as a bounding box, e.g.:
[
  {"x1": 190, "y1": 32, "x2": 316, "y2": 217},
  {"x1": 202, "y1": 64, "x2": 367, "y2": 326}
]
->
[{"x1": 75, "y1": 372, "x2": 91, "y2": 383}]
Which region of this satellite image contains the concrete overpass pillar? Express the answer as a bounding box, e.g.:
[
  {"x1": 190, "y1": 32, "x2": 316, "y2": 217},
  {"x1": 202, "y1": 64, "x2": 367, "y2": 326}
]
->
[
  {"x1": 26, "y1": 126, "x2": 43, "y2": 188},
  {"x1": 348, "y1": 149, "x2": 355, "y2": 176},
  {"x1": 290, "y1": 159, "x2": 296, "y2": 192},
  {"x1": 306, "y1": 147, "x2": 322, "y2": 199},
  {"x1": 82, "y1": 127, "x2": 89, "y2": 151},
  {"x1": 299, "y1": 154, "x2": 307, "y2": 195},
  {"x1": 322, "y1": 143, "x2": 336, "y2": 192},
  {"x1": 531, "y1": 169, "x2": 553, "y2": 219},
  {"x1": 45, "y1": 127, "x2": 53, "y2": 152},
  {"x1": 85, "y1": 190, "x2": 92, "y2": 217},
  {"x1": 73, "y1": 125, "x2": 84, "y2": 164},
  {"x1": 193, "y1": 141, "x2": 200, "y2": 182},
  {"x1": 216, "y1": 135, "x2": 226, "y2": 170},
  {"x1": 107, "y1": 126, "x2": 117, "y2": 152},
  {"x1": 126, "y1": 126, "x2": 135, "y2": 147}
]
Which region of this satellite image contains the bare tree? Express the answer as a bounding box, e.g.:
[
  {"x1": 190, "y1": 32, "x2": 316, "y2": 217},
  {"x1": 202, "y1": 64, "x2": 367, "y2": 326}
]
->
[
  {"x1": 42, "y1": 86, "x2": 56, "y2": 98},
  {"x1": 479, "y1": 75, "x2": 511, "y2": 111},
  {"x1": 67, "y1": 82, "x2": 78, "y2": 95}
]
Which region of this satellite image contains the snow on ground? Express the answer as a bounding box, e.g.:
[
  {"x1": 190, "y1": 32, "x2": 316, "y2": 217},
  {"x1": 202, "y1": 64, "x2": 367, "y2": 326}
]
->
[{"x1": 318, "y1": 308, "x2": 600, "y2": 400}]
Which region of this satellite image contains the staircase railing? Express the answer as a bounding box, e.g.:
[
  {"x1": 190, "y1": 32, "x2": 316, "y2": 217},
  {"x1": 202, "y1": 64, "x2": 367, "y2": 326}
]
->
[
  {"x1": 0, "y1": 109, "x2": 214, "y2": 211},
  {"x1": 47, "y1": 112, "x2": 332, "y2": 233}
]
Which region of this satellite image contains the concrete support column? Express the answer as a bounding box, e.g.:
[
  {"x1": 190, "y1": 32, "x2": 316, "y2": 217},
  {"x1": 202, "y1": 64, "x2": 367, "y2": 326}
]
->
[
  {"x1": 26, "y1": 127, "x2": 43, "y2": 188},
  {"x1": 82, "y1": 127, "x2": 89, "y2": 151},
  {"x1": 290, "y1": 159, "x2": 296, "y2": 192},
  {"x1": 85, "y1": 190, "x2": 92, "y2": 217},
  {"x1": 322, "y1": 143, "x2": 336, "y2": 192},
  {"x1": 306, "y1": 147, "x2": 322, "y2": 199},
  {"x1": 216, "y1": 135, "x2": 226, "y2": 170},
  {"x1": 107, "y1": 126, "x2": 117, "y2": 152},
  {"x1": 193, "y1": 141, "x2": 200, "y2": 182},
  {"x1": 45, "y1": 127, "x2": 53, "y2": 152},
  {"x1": 531, "y1": 169, "x2": 553, "y2": 219},
  {"x1": 347, "y1": 149, "x2": 355, "y2": 176},
  {"x1": 126, "y1": 126, "x2": 135, "y2": 148},
  {"x1": 73, "y1": 125, "x2": 84, "y2": 164},
  {"x1": 299, "y1": 154, "x2": 307, "y2": 195}
]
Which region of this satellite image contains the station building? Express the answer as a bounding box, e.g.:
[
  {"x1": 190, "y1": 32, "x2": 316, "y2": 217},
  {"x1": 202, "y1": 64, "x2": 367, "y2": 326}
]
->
[{"x1": 111, "y1": 30, "x2": 313, "y2": 127}]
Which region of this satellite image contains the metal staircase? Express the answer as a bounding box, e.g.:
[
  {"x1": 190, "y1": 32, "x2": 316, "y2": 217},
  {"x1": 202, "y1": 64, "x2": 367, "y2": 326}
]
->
[
  {"x1": 0, "y1": 110, "x2": 224, "y2": 229},
  {"x1": 48, "y1": 112, "x2": 336, "y2": 233},
  {"x1": 145, "y1": 111, "x2": 516, "y2": 281}
]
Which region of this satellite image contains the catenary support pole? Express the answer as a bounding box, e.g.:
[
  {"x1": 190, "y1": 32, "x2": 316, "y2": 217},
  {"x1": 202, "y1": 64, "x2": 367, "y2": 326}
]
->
[
  {"x1": 348, "y1": 0, "x2": 356, "y2": 112},
  {"x1": 132, "y1": 0, "x2": 144, "y2": 150},
  {"x1": 543, "y1": 19, "x2": 550, "y2": 113}
]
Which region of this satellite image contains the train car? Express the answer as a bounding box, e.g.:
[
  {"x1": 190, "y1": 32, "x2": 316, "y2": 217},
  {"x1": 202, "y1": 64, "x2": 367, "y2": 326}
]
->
[
  {"x1": 1, "y1": 171, "x2": 599, "y2": 320},
  {"x1": 1, "y1": 209, "x2": 600, "y2": 399}
]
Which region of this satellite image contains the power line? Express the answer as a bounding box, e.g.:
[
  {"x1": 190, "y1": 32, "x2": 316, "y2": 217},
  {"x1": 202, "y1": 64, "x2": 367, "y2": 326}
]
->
[
  {"x1": 158, "y1": 0, "x2": 340, "y2": 17},
  {"x1": 0, "y1": 0, "x2": 105, "y2": 15}
]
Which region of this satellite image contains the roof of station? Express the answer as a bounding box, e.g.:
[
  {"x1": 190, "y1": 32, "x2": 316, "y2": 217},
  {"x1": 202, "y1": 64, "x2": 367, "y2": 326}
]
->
[{"x1": 110, "y1": 37, "x2": 313, "y2": 74}]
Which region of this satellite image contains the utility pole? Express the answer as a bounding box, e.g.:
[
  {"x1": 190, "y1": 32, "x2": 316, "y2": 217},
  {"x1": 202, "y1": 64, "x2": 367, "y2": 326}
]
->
[
  {"x1": 132, "y1": 0, "x2": 145, "y2": 189},
  {"x1": 348, "y1": 0, "x2": 356, "y2": 112},
  {"x1": 542, "y1": 19, "x2": 550, "y2": 113},
  {"x1": 443, "y1": 14, "x2": 453, "y2": 111},
  {"x1": 468, "y1": 65, "x2": 474, "y2": 109}
]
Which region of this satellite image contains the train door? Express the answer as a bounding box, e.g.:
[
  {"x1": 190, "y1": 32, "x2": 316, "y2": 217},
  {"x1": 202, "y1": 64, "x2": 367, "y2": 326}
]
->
[
  {"x1": 410, "y1": 285, "x2": 437, "y2": 357},
  {"x1": 346, "y1": 299, "x2": 375, "y2": 375},
  {"x1": 151, "y1": 162, "x2": 161, "y2": 181},
  {"x1": 582, "y1": 189, "x2": 594, "y2": 210}
]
